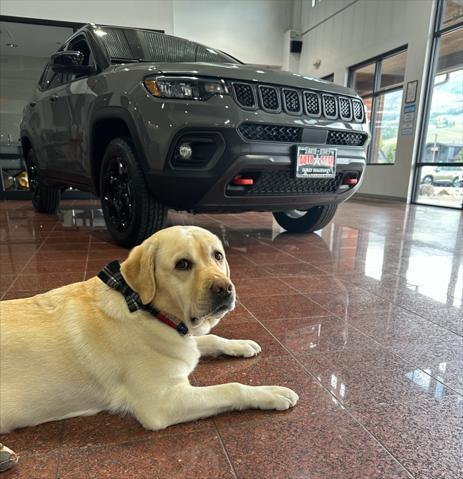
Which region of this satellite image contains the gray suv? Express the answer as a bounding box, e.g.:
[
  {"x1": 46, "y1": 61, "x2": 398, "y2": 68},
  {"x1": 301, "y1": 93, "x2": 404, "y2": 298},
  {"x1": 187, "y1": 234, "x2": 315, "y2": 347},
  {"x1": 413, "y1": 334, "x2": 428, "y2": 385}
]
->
[{"x1": 21, "y1": 24, "x2": 370, "y2": 247}]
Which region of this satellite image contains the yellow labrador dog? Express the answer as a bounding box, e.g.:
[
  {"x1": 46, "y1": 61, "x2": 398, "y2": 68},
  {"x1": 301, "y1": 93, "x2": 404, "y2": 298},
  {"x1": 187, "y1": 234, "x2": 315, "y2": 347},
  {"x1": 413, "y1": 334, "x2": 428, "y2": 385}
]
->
[{"x1": 0, "y1": 226, "x2": 298, "y2": 433}]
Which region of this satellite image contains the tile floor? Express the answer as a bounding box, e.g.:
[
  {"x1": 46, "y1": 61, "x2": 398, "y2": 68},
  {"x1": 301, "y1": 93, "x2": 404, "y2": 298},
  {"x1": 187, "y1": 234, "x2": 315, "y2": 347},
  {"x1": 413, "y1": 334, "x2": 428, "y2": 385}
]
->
[{"x1": 0, "y1": 199, "x2": 462, "y2": 479}]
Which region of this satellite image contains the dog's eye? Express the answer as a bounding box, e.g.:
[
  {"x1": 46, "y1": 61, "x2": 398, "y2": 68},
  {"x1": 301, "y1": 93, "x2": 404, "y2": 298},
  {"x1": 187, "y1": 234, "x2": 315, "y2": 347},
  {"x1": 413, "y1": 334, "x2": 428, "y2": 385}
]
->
[
  {"x1": 175, "y1": 259, "x2": 192, "y2": 270},
  {"x1": 214, "y1": 251, "x2": 224, "y2": 261}
]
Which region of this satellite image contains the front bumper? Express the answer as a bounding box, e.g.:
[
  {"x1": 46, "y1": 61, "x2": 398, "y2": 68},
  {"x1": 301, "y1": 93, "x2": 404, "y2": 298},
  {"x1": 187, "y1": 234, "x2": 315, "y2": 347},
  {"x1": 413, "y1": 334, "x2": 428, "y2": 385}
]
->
[
  {"x1": 132, "y1": 90, "x2": 369, "y2": 212},
  {"x1": 145, "y1": 127, "x2": 367, "y2": 212}
]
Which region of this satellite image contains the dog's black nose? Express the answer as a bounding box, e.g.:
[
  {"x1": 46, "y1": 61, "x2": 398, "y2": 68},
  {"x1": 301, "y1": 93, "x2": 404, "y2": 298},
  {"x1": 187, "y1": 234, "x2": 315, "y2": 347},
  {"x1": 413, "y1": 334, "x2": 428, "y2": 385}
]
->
[{"x1": 210, "y1": 279, "x2": 233, "y2": 299}]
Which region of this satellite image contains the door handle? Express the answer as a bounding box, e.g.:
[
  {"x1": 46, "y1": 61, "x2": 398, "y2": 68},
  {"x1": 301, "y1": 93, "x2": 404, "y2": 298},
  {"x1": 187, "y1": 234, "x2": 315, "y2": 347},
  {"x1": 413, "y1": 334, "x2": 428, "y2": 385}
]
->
[
  {"x1": 29, "y1": 101, "x2": 37, "y2": 107},
  {"x1": 49, "y1": 95, "x2": 59, "y2": 102}
]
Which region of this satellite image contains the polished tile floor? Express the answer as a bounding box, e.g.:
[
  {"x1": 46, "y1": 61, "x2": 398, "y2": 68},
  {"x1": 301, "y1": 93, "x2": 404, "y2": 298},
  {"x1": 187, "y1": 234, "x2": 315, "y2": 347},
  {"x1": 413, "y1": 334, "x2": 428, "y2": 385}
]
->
[{"x1": 0, "y1": 199, "x2": 462, "y2": 479}]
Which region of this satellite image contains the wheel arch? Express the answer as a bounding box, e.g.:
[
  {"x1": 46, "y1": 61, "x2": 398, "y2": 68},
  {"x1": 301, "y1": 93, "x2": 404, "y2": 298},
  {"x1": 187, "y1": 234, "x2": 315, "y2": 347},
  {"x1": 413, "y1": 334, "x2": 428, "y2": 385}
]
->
[
  {"x1": 89, "y1": 108, "x2": 148, "y2": 196},
  {"x1": 20, "y1": 135, "x2": 33, "y2": 163}
]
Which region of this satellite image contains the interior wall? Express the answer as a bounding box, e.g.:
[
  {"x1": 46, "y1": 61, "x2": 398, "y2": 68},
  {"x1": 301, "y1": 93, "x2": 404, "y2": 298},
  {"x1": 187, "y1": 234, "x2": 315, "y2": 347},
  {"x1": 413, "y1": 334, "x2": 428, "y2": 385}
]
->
[
  {"x1": 0, "y1": 0, "x2": 175, "y2": 33},
  {"x1": 297, "y1": 0, "x2": 436, "y2": 200},
  {"x1": 173, "y1": 0, "x2": 292, "y2": 67},
  {"x1": 0, "y1": 0, "x2": 293, "y2": 66}
]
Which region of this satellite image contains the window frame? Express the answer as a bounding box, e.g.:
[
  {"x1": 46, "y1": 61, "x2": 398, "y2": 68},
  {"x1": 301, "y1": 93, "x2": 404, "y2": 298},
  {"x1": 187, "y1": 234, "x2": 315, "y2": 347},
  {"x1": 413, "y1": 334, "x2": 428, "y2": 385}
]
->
[
  {"x1": 412, "y1": 0, "x2": 463, "y2": 209},
  {"x1": 348, "y1": 45, "x2": 408, "y2": 166}
]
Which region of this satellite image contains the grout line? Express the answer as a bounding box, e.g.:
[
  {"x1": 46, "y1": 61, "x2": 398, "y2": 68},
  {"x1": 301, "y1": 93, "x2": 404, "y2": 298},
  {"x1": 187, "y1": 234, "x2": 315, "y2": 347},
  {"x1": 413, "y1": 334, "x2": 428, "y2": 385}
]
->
[
  {"x1": 83, "y1": 231, "x2": 93, "y2": 282},
  {"x1": 213, "y1": 420, "x2": 240, "y2": 479},
  {"x1": 2, "y1": 218, "x2": 60, "y2": 299},
  {"x1": 54, "y1": 421, "x2": 65, "y2": 479},
  {"x1": 235, "y1": 301, "x2": 416, "y2": 478}
]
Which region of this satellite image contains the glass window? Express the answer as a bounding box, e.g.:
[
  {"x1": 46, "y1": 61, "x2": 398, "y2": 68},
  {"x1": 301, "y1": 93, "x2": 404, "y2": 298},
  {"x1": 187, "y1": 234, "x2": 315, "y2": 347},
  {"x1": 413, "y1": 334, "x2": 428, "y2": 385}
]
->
[
  {"x1": 351, "y1": 63, "x2": 375, "y2": 96},
  {"x1": 414, "y1": 0, "x2": 463, "y2": 209},
  {"x1": 349, "y1": 48, "x2": 407, "y2": 164},
  {"x1": 415, "y1": 165, "x2": 463, "y2": 207},
  {"x1": 0, "y1": 21, "x2": 74, "y2": 146},
  {"x1": 97, "y1": 27, "x2": 240, "y2": 64},
  {"x1": 370, "y1": 90, "x2": 403, "y2": 164},
  {"x1": 441, "y1": 0, "x2": 463, "y2": 29},
  {"x1": 421, "y1": 29, "x2": 463, "y2": 164},
  {"x1": 0, "y1": 20, "x2": 76, "y2": 196},
  {"x1": 380, "y1": 50, "x2": 407, "y2": 90}
]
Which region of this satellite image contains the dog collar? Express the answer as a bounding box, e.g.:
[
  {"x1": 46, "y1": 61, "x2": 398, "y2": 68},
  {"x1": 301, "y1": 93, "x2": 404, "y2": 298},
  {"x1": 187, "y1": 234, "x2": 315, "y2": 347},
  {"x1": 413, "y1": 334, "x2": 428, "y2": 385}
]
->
[{"x1": 97, "y1": 260, "x2": 189, "y2": 336}]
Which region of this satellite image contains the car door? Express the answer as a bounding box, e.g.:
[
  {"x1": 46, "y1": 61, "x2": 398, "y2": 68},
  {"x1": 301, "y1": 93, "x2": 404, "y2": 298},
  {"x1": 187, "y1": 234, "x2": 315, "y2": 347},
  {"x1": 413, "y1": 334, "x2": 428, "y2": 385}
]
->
[
  {"x1": 58, "y1": 34, "x2": 99, "y2": 184},
  {"x1": 43, "y1": 34, "x2": 98, "y2": 185},
  {"x1": 26, "y1": 63, "x2": 71, "y2": 175}
]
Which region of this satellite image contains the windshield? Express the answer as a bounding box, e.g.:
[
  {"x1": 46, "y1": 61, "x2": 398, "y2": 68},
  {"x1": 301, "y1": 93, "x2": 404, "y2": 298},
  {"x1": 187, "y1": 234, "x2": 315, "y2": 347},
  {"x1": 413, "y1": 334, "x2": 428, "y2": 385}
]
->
[{"x1": 96, "y1": 27, "x2": 240, "y2": 64}]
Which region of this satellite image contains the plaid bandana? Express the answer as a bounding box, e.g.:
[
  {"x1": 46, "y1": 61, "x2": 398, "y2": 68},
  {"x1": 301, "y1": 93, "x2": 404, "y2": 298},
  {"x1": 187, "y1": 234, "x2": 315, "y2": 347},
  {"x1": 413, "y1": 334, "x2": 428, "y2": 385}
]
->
[{"x1": 97, "y1": 260, "x2": 189, "y2": 336}]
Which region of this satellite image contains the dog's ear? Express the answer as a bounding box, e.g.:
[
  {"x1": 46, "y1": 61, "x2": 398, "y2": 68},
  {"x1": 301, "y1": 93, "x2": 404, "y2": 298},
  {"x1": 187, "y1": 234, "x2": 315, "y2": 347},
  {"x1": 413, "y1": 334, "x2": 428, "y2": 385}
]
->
[{"x1": 120, "y1": 241, "x2": 157, "y2": 305}]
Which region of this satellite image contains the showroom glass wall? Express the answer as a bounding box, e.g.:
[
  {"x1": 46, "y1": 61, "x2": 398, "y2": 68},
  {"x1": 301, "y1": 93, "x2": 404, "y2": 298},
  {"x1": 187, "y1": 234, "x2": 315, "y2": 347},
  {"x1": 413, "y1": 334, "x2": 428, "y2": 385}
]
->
[
  {"x1": 0, "y1": 16, "x2": 81, "y2": 198},
  {"x1": 349, "y1": 47, "x2": 407, "y2": 165},
  {"x1": 413, "y1": 0, "x2": 463, "y2": 209}
]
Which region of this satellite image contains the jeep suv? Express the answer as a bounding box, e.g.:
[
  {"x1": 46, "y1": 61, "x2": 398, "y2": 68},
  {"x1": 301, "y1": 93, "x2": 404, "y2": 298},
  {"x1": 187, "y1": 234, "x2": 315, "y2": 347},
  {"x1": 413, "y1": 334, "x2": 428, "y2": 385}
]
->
[{"x1": 21, "y1": 24, "x2": 370, "y2": 247}]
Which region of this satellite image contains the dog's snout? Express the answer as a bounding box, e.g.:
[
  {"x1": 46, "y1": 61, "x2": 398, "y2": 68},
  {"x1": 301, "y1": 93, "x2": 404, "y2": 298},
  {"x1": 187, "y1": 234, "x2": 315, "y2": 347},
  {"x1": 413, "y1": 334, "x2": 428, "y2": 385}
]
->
[{"x1": 210, "y1": 279, "x2": 233, "y2": 299}]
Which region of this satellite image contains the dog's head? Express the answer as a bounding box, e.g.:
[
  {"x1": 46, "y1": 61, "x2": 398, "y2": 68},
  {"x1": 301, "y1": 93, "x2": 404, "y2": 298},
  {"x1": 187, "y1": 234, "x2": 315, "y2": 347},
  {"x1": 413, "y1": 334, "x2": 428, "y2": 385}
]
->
[{"x1": 120, "y1": 226, "x2": 235, "y2": 335}]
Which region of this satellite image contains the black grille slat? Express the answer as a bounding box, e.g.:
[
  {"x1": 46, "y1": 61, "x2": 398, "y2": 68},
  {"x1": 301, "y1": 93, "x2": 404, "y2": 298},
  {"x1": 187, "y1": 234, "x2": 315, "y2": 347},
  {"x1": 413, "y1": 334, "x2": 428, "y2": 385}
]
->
[
  {"x1": 322, "y1": 94, "x2": 337, "y2": 119},
  {"x1": 233, "y1": 83, "x2": 256, "y2": 109},
  {"x1": 352, "y1": 99, "x2": 364, "y2": 122},
  {"x1": 303, "y1": 91, "x2": 321, "y2": 116},
  {"x1": 327, "y1": 130, "x2": 366, "y2": 146},
  {"x1": 245, "y1": 171, "x2": 343, "y2": 195},
  {"x1": 259, "y1": 86, "x2": 280, "y2": 111},
  {"x1": 338, "y1": 97, "x2": 352, "y2": 121},
  {"x1": 239, "y1": 124, "x2": 302, "y2": 142},
  {"x1": 240, "y1": 123, "x2": 367, "y2": 146},
  {"x1": 282, "y1": 89, "x2": 302, "y2": 114}
]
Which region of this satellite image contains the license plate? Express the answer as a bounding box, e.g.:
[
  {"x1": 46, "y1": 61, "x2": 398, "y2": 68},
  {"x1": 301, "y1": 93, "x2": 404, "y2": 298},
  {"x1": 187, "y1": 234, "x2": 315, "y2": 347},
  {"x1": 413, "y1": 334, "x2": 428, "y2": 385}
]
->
[{"x1": 294, "y1": 146, "x2": 337, "y2": 179}]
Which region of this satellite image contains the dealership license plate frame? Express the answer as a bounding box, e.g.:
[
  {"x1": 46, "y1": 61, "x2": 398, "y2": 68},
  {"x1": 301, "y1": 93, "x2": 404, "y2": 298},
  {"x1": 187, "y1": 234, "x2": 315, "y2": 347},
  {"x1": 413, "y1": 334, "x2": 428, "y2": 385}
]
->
[{"x1": 294, "y1": 146, "x2": 337, "y2": 179}]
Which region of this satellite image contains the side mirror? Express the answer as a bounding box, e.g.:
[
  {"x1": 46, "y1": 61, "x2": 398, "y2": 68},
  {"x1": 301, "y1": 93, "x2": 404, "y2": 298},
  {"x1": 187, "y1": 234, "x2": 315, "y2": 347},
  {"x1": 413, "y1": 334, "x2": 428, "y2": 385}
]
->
[{"x1": 51, "y1": 51, "x2": 96, "y2": 75}]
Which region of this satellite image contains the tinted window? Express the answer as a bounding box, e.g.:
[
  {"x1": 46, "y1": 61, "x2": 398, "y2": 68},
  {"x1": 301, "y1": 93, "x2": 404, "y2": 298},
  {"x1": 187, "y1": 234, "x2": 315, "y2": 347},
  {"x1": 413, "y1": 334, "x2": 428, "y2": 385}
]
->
[
  {"x1": 68, "y1": 35, "x2": 93, "y2": 66},
  {"x1": 97, "y1": 27, "x2": 240, "y2": 64},
  {"x1": 40, "y1": 65, "x2": 61, "y2": 90}
]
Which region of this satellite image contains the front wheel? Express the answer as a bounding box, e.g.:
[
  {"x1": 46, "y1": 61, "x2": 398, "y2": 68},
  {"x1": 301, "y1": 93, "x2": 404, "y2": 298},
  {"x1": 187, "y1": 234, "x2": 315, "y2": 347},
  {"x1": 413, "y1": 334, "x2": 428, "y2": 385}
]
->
[
  {"x1": 100, "y1": 137, "x2": 168, "y2": 247},
  {"x1": 26, "y1": 149, "x2": 60, "y2": 214},
  {"x1": 422, "y1": 175, "x2": 433, "y2": 185},
  {"x1": 273, "y1": 205, "x2": 338, "y2": 233}
]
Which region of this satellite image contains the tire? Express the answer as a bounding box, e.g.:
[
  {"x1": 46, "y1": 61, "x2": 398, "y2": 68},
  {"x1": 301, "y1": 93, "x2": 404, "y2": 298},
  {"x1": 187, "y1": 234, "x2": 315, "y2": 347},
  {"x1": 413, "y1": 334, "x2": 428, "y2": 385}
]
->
[
  {"x1": 422, "y1": 175, "x2": 433, "y2": 185},
  {"x1": 452, "y1": 177, "x2": 462, "y2": 188},
  {"x1": 273, "y1": 205, "x2": 338, "y2": 233},
  {"x1": 100, "y1": 137, "x2": 168, "y2": 247},
  {"x1": 25, "y1": 149, "x2": 60, "y2": 214}
]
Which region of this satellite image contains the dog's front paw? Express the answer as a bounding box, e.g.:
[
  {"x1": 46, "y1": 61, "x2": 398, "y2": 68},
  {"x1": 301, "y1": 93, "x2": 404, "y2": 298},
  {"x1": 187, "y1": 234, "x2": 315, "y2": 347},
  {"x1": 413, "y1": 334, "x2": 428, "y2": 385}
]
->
[
  {"x1": 224, "y1": 339, "x2": 262, "y2": 358},
  {"x1": 253, "y1": 386, "x2": 299, "y2": 411}
]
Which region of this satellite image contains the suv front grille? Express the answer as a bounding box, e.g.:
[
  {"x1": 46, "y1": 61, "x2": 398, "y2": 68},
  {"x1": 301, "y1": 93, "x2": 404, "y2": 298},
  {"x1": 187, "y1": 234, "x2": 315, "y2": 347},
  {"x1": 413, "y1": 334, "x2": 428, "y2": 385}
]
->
[
  {"x1": 282, "y1": 89, "x2": 302, "y2": 114},
  {"x1": 230, "y1": 82, "x2": 365, "y2": 122},
  {"x1": 239, "y1": 123, "x2": 367, "y2": 146},
  {"x1": 326, "y1": 130, "x2": 367, "y2": 146},
  {"x1": 258, "y1": 86, "x2": 280, "y2": 111},
  {"x1": 322, "y1": 94, "x2": 337, "y2": 119},
  {"x1": 338, "y1": 97, "x2": 352, "y2": 121},
  {"x1": 304, "y1": 91, "x2": 321, "y2": 116},
  {"x1": 232, "y1": 82, "x2": 256, "y2": 109},
  {"x1": 352, "y1": 99, "x2": 364, "y2": 122},
  {"x1": 245, "y1": 171, "x2": 344, "y2": 195},
  {"x1": 238, "y1": 124, "x2": 302, "y2": 143}
]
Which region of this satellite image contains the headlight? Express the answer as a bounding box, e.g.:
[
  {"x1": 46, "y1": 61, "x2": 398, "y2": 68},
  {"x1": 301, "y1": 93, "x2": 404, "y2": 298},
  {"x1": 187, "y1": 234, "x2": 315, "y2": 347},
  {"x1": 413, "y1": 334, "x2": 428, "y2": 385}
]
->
[{"x1": 144, "y1": 76, "x2": 229, "y2": 100}]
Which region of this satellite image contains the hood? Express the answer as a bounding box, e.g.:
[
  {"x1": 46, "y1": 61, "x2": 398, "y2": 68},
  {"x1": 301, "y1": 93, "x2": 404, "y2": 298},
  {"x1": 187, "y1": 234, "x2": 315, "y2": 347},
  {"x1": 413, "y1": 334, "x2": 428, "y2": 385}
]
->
[{"x1": 115, "y1": 62, "x2": 359, "y2": 97}]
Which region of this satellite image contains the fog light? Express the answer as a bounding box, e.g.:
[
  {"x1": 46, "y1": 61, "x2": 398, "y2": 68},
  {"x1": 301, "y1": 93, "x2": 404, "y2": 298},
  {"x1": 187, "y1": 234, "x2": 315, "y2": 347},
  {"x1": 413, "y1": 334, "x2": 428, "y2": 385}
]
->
[{"x1": 178, "y1": 143, "x2": 192, "y2": 160}]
